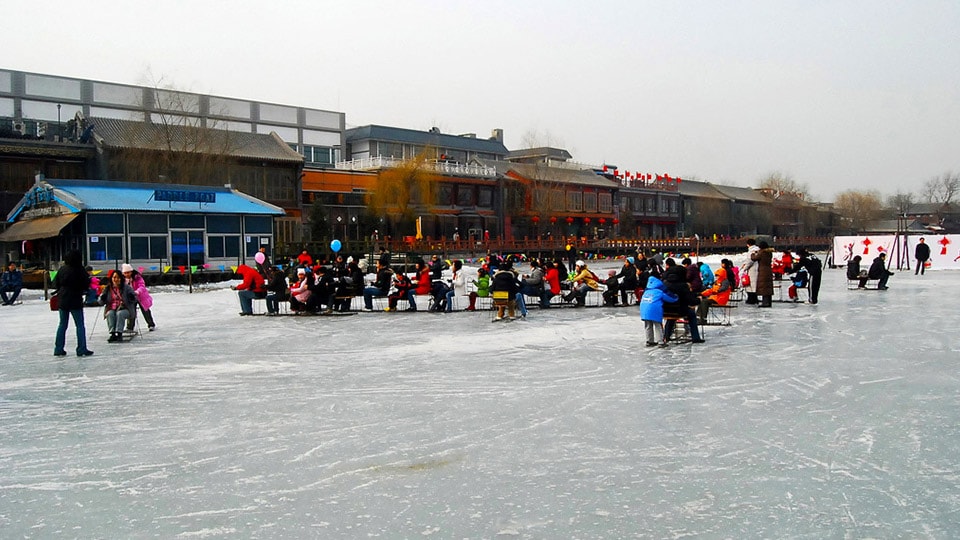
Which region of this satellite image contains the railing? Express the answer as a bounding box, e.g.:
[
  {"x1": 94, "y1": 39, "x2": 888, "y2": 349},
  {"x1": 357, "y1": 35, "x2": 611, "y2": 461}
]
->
[{"x1": 335, "y1": 157, "x2": 498, "y2": 177}]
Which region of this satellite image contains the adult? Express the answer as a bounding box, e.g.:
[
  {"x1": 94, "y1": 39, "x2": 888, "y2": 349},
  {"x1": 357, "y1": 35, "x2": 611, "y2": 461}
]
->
[
  {"x1": 445, "y1": 260, "x2": 467, "y2": 312},
  {"x1": 232, "y1": 264, "x2": 266, "y2": 315},
  {"x1": 915, "y1": 237, "x2": 931, "y2": 275},
  {"x1": 661, "y1": 259, "x2": 704, "y2": 343},
  {"x1": 751, "y1": 240, "x2": 775, "y2": 308},
  {"x1": 682, "y1": 257, "x2": 703, "y2": 294},
  {"x1": 121, "y1": 264, "x2": 157, "y2": 331},
  {"x1": 296, "y1": 249, "x2": 313, "y2": 267},
  {"x1": 698, "y1": 261, "x2": 715, "y2": 290},
  {"x1": 792, "y1": 248, "x2": 823, "y2": 304},
  {"x1": 363, "y1": 261, "x2": 393, "y2": 311},
  {"x1": 1, "y1": 261, "x2": 23, "y2": 305},
  {"x1": 868, "y1": 253, "x2": 894, "y2": 290},
  {"x1": 563, "y1": 260, "x2": 600, "y2": 307},
  {"x1": 264, "y1": 266, "x2": 288, "y2": 315},
  {"x1": 98, "y1": 270, "x2": 138, "y2": 343},
  {"x1": 541, "y1": 260, "x2": 561, "y2": 308},
  {"x1": 697, "y1": 264, "x2": 732, "y2": 324},
  {"x1": 616, "y1": 257, "x2": 640, "y2": 305},
  {"x1": 517, "y1": 258, "x2": 545, "y2": 315},
  {"x1": 491, "y1": 260, "x2": 519, "y2": 320},
  {"x1": 53, "y1": 250, "x2": 94, "y2": 357},
  {"x1": 847, "y1": 255, "x2": 866, "y2": 286},
  {"x1": 740, "y1": 238, "x2": 760, "y2": 304}
]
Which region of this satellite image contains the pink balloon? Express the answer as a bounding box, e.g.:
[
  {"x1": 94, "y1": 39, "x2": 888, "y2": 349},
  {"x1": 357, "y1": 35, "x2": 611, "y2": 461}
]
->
[{"x1": 254, "y1": 252, "x2": 266, "y2": 264}]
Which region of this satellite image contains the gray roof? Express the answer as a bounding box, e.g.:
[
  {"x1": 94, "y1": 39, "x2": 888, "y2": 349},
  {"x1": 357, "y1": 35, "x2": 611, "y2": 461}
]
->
[
  {"x1": 711, "y1": 184, "x2": 772, "y2": 203},
  {"x1": 91, "y1": 117, "x2": 304, "y2": 164},
  {"x1": 677, "y1": 180, "x2": 730, "y2": 200},
  {"x1": 507, "y1": 147, "x2": 573, "y2": 161},
  {"x1": 477, "y1": 159, "x2": 620, "y2": 189},
  {"x1": 345, "y1": 125, "x2": 508, "y2": 156}
]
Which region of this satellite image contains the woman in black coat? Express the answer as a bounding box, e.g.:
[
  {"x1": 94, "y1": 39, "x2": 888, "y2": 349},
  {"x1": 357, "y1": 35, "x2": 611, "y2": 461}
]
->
[{"x1": 53, "y1": 250, "x2": 94, "y2": 357}]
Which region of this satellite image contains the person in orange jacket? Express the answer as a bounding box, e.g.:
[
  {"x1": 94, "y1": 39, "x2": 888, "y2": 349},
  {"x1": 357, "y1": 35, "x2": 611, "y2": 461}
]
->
[{"x1": 696, "y1": 261, "x2": 732, "y2": 324}]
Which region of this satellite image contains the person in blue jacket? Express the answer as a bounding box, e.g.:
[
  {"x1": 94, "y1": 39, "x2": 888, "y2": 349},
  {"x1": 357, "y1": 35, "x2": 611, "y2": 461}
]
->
[
  {"x1": 1, "y1": 261, "x2": 23, "y2": 305},
  {"x1": 640, "y1": 276, "x2": 677, "y2": 347}
]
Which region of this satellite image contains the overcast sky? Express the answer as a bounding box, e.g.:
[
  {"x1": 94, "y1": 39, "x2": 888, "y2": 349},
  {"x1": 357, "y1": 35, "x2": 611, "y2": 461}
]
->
[{"x1": 7, "y1": 0, "x2": 959, "y2": 201}]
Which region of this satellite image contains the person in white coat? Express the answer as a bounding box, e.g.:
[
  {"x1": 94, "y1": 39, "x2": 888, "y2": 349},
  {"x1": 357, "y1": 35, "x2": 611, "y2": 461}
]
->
[
  {"x1": 444, "y1": 259, "x2": 468, "y2": 312},
  {"x1": 739, "y1": 238, "x2": 760, "y2": 304}
]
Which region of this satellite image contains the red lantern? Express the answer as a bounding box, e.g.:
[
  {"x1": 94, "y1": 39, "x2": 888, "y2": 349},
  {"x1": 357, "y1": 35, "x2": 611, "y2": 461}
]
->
[
  {"x1": 599, "y1": 218, "x2": 606, "y2": 224},
  {"x1": 583, "y1": 217, "x2": 591, "y2": 225},
  {"x1": 613, "y1": 218, "x2": 620, "y2": 225},
  {"x1": 565, "y1": 217, "x2": 574, "y2": 224},
  {"x1": 550, "y1": 216, "x2": 557, "y2": 224},
  {"x1": 531, "y1": 216, "x2": 540, "y2": 224}
]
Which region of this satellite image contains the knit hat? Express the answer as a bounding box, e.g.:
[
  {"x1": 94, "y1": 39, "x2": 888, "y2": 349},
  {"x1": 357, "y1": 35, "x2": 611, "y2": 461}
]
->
[
  {"x1": 121, "y1": 263, "x2": 134, "y2": 273},
  {"x1": 576, "y1": 260, "x2": 585, "y2": 267},
  {"x1": 627, "y1": 257, "x2": 635, "y2": 264}
]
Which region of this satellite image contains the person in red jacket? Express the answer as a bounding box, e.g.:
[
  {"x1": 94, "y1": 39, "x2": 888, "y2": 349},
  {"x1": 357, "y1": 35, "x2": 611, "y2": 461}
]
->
[{"x1": 233, "y1": 264, "x2": 266, "y2": 315}]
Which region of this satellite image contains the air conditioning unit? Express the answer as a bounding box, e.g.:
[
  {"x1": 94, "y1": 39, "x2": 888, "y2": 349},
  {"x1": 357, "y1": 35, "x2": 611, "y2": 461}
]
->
[
  {"x1": 37, "y1": 122, "x2": 47, "y2": 137},
  {"x1": 12, "y1": 120, "x2": 25, "y2": 135}
]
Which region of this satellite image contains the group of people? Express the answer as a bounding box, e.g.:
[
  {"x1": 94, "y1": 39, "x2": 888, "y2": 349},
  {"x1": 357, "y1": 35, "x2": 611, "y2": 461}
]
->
[
  {"x1": 846, "y1": 252, "x2": 895, "y2": 289},
  {"x1": 51, "y1": 253, "x2": 158, "y2": 356}
]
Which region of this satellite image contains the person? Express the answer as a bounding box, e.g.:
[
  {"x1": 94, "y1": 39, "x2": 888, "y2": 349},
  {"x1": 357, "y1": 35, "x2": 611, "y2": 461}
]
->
[
  {"x1": 289, "y1": 268, "x2": 313, "y2": 312},
  {"x1": 232, "y1": 264, "x2": 266, "y2": 315},
  {"x1": 792, "y1": 248, "x2": 823, "y2": 304},
  {"x1": 697, "y1": 263, "x2": 732, "y2": 324},
  {"x1": 53, "y1": 250, "x2": 94, "y2": 357},
  {"x1": 751, "y1": 240, "x2": 775, "y2": 307},
  {"x1": 787, "y1": 268, "x2": 808, "y2": 302},
  {"x1": 699, "y1": 261, "x2": 715, "y2": 290},
  {"x1": 616, "y1": 257, "x2": 639, "y2": 306},
  {"x1": 740, "y1": 238, "x2": 760, "y2": 304},
  {"x1": 602, "y1": 269, "x2": 620, "y2": 306},
  {"x1": 563, "y1": 260, "x2": 599, "y2": 307},
  {"x1": 682, "y1": 257, "x2": 703, "y2": 294},
  {"x1": 452, "y1": 228, "x2": 460, "y2": 242},
  {"x1": 363, "y1": 261, "x2": 393, "y2": 311},
  {"x1": 491, "y1": 260, "x2": 519, "y2": 321},
  {"x1": 1, "y1": 261, "x2": 23, "y2": 305},
  {"x1": 121, "y1": 264, "x2": 157, "y2": 331},
  {"x1": 333, "y1": 261, "x2": 363, "y2": 312},
  {"x1": 517, "y1": 258, "x2": 545, "y2": 315},
  {"x1": 297, "y1": 249, "x2": 313, "y2": 267},
  {"x1": 639, "y1": 276, "x2": 677, "y2": 347},
  {"x1": 84, "y1": 266, "x2": 101, "y2": 306},
  {"x1": 467, "y1": 267, "x2": 490, "y2": 311},
  {"x1": 868, "y1": 252, "x2": 894, "y2": 290},
  {"x1": 771, "y1": 250, "x2": 794, "y2": 280},
  {"x1": 848, "y1": 255, "x2": 870, "y2": 288},
  {"x1": 428, "y1": 255, "x2": 450, "y2": 311},
  {"x1": 915, "y1": 237, "x2": 931, "y2": 275},
  {"x1": 256, "y1": 246, "x2": 271, "y2": 277},
  {"x1": 386, "y1": 270, "x2": 415, "y2": 312},
  {"x1": 445, "y1": 260, "x2": 467, "y2": 312},
  {"x1": 541, "y1": 260, "x2": 561, "y2": 308},
  {"x1": 662, "y1": 259, "x2": 704, "y2": 343},
  {"x1": 310, "y1": 265, "x2": 337, "y2": 313},
  {"x1": 264, "y1": 266, "x2": 288, "y2": 315},
  {"x1": 98, "y1": 270, "x2": 137, "y2": 343}
]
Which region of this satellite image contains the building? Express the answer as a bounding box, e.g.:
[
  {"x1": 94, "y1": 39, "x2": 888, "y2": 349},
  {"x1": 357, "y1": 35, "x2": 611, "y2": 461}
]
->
[{"x1": 1, "y1": 177, "x2": 284, "y2": 275}]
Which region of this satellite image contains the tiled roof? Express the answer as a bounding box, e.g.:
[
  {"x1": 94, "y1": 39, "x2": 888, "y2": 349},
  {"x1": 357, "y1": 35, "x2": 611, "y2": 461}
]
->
[
  {"x1": 477, "y1": 159, "x2": 620, "y2": 189},
  {"x1": 677, "y1": 180, "x2": 730, "y2": 200},
  {"x1": 91, "y1": 117, "x2": 304, "y2": 164},
  {"x1": 711, "y1": 184, "x2": 772, "y2": 203}
]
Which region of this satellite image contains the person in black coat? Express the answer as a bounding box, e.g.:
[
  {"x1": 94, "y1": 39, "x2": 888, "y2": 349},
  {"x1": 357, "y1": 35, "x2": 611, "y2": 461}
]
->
[
  {"x1": 868, "y1": 253, "x2": 894, "y2": 290},
  {"x1": 661, "y1": 258, "x2": 704, "y2": 343},
  {"x1": 616, "y1": 258, "x2": 639, "y2": 305},
  {"x1": 491, "y1": 261, "x2": 520, "y2": 320},
  {"x1": 915, "y1": 237, "x2": 931, "y2": 275},
  {"x1": 53, "y1": 250, "x2": 94, "y2": 357},
  {"x1": 792, "y1": 248, "x2": 823, "y2": 304}
]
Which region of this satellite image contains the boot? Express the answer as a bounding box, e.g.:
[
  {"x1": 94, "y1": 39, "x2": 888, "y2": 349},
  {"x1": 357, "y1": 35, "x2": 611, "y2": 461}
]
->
[
  {"x1": 108, "y1": 332, "x2": 119, "y2": 343},
  {"x1": 745, "y1": 292, "x2": 758, "y2": 305},
  {"x1": 759, "y1": 296, "x2": 772, "y2": 308}
]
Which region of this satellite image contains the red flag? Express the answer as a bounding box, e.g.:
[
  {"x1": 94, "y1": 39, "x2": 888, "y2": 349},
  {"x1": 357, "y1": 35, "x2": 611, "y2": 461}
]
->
[{"x1": 602, "y1": 165, "x2": 608, "y2": 172}]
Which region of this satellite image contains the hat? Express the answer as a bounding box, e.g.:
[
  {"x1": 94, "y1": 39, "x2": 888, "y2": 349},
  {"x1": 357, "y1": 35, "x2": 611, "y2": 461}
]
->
[
  {"x1": 346, "y1": 256, "x2": 354, "y2": 264},
  {"x1": 297, "y1": 268, "x2": 307, "y2": 275},
  {"x1": 576, "y1": 260, "x2": 585, "y2": 267},
  {"x1": 121, "y1": 263, "x2": 134, "y2": 273},
  {"x1": 627, "y1": 257, "x2": 635, "y2": 264}
]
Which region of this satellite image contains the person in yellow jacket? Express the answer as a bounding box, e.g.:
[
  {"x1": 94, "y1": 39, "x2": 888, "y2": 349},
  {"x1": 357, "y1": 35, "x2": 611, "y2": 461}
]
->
[{"x1": 562, "y1": 260, "x2": 599, "y2": 307}]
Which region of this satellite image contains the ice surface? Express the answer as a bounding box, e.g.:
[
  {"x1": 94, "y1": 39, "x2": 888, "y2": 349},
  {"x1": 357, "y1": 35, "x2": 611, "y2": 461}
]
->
[{"x1": 1, "y1": 264, "x2": 958, "y2": 538}]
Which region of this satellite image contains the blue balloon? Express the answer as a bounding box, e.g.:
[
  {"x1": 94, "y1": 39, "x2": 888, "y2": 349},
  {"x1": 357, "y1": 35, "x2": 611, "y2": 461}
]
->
[{"x1": 330, "y1": 239, "x2": 342, "y2": 252}]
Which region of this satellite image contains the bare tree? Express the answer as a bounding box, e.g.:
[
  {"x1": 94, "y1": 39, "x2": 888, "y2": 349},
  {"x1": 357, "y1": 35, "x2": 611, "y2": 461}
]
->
[
  {"x1": 886, "y1": 191, "x2": 915, "y2": 216},
  {"x1": 365, "y1": 151, "x2": 439, "y2": 235},
  {"x1": 921, "y1": 172, "x2": 960, "y2": 204},
  {"x1": 834, "y1": 190, "x2": 884, "y2": 232},
  {"x1": 758, "y1": 171, "x2": 809, "y2": 199}
]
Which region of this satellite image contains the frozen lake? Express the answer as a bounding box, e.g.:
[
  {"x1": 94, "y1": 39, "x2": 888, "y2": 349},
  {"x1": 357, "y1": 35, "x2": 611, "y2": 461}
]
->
[{"x1": 1, "y1": 264, "x2": 958, "y2": 538}]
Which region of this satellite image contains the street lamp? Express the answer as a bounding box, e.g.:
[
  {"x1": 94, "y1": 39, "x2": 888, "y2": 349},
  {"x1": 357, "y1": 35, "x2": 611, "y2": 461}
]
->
[{"x1": 56, "y1": 104, "x2": 61, "y2": 142}]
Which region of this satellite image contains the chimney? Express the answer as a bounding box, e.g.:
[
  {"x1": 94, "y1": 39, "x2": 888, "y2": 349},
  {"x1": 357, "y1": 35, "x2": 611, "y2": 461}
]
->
[{"x1": 490, "y1": 128, "x2": 503, "y2": 143}]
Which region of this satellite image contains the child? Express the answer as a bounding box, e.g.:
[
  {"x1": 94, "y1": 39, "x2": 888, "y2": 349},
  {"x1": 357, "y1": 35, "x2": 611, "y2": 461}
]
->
[
  {"x1": 639, "y1": 276, "x2": 678, "y2": 347},
  {"x1": 467, "y1": 267, "x2": 490, "y2": 311},
  {"x1": 788, "y1": 268, "x2": 809, "y2": 302},
  {"x1": 602, "y1": 269, "x2": 620, "y2": 306},
  {"x1": 84, "y1": 266, "x2": 101, "y2": 306},
  {"x1": 387, "y1": 271, "x2": 414, "y2": 311}
]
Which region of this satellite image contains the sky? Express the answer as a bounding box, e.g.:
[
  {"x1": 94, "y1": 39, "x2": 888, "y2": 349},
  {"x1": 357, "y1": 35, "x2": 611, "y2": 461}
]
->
[{"x1": 6, "y1": 0, "x2": 960, "y2": 201}]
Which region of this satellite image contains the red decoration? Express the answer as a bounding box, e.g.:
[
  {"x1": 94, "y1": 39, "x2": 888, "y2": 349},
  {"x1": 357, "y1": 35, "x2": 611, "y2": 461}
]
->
[
  {"x1": 602, "y1": 165, "x2": 608, "y2": 172},
  {"x1": 613, "y1": 218, "x2": 620, "y2": 225},
  {"x1": 939, "y1": 236, "x2": 951, "y2": 255},
  {"x1": 531, "y1": 216, "x2": 540, "y2": 224},
  {"x1": 566, "y1": 217, "x2": 574, "y2": 224},
  {"x1": 599, "y1": 218, "x2": 606, "y2": 224},
  {"x1": 862, "y1": 237, "x2": 871, "y2": 255},
  {"x1": 583, "y1": 217, "x2": 591, "y2": 224},
  {"x1": 550, "y1": 216, "x2": 557, "y2": 224}
]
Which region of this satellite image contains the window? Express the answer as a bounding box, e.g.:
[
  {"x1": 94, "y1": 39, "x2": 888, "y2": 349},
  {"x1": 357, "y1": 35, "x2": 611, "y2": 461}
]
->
[
  {"x1": 207, "y1": 215, "x2": 242, "y2": 233},
  {"x1": 598, "y1": 193, "x2": 612, "y2": 213},
  {"x1": 583, "y1": 192, "x2": 598, "y2": 213},
  {"x1": 670, "y1": 200, "x2": 679, "y2": 213},
  {"x1": 646, "y1": 198, "x2": 656, "y2": 212},
  {"x1": 208, "y1": 235, "x2": 241, "y2": 258},
  {"x1": 620, "y1": 197, "x2": 630, "y2": 211},
  {"x1": 661, "y1": 199, "x2": 669, "y2": 213},
  {"x1": 549, "y1": 190, "x2": 565, "y2": 211},
  {"x1": 87, "y1": 213, "x2": 124, "y2": 234},
  {"x1": 244, "y1": 216, "x2": 273, "y2": 234},
  {"x1": 567, "y1": 192, "x2": 583, "y2": 212},
  {"x1": 130, "y1": 236, "x2": 168, "y2": 259},
  {"x1": 478, "y1": 187, "x2": 493, "y2": 208},
  {"x1": 457, "y1": 186, "x2": 475, "y2": 207},
  {"x1": 128, "y1": 214, "x2": 167, "y2": 234},
  {"x1": 437, "y1": 184, "x2": 454, "y2": 206},
  {"x1": 88, "y1": 235, "x2": 124, "y2": 261},
  {"x1": 170, "y1": 214, "x2": 204, "y2": 229},
  {"x1": 376, "y1": 142, "x2": 403, "y2": 158}
]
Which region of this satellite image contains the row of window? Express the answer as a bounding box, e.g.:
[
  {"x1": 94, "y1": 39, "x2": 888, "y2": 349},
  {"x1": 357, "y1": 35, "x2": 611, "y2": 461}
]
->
[
  {"x1": 620, "y1": 196, "x2": 680, "y2": 214},
  {"x1": 87, "y1": 233, "x2": 264, "y2": 262},
  {"x1": 87, "y1": 213, "x2": 273, "y2": 235}
]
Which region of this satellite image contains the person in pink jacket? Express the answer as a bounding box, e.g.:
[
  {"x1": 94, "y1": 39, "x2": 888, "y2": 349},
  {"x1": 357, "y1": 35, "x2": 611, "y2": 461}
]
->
[{"x1": 121, "y1": 264, "x2": 156, "y2": 331}]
